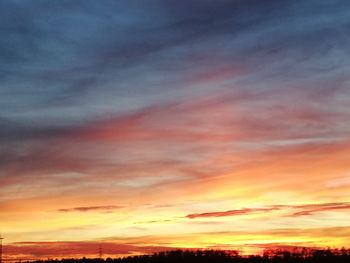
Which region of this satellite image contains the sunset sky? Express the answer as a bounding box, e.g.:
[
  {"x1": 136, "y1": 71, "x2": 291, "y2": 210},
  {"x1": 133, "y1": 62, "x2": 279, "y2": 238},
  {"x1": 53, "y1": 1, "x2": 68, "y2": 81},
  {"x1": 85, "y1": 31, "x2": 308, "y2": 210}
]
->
[{"x1": 1, "y1": 0, "x2": 350, "y2": 261}]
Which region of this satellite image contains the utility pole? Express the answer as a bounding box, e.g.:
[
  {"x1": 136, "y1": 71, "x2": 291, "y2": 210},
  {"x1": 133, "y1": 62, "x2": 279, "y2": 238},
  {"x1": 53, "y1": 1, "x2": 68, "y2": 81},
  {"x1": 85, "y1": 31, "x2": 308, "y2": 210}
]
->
[{"x1": 0, "y1": 235, "x2": 4, "y2": 263}]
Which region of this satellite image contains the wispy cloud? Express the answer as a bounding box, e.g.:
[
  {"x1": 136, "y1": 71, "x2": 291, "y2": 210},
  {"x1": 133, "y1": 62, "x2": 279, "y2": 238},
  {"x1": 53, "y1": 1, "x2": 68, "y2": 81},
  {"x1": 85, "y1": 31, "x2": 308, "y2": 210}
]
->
[
  {"x1": 3, "y1": 241, "x2": 172, "y2": 261},
  {"x1": 290, "y1": 202, "x2": 350, "y2": 217},
  {"x1": 1, "y1": 0, "x2": 350, "y2": 258},
  {"x1": 57, "y1": 205, "x2": 124, "y2": 213},
  {"x1": 186, "y1": 207, "x2": 279, "y2": 219},
  {"x1": 186, "y1": 202, "x2": 350, "y2": 219}
]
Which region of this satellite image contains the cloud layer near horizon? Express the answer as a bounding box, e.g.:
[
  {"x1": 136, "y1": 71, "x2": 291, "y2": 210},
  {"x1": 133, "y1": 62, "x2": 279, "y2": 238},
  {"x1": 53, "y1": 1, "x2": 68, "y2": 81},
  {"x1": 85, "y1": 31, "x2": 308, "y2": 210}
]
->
[{"x1": 1, "y1": 0, "x2": 350, "y2": 260}]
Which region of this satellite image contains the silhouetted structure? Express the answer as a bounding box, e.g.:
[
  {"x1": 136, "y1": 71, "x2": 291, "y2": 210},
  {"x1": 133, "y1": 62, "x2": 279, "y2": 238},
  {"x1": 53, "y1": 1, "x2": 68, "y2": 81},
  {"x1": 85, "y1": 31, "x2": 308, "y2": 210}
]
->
[
  {"x1": 0, "y1": 235, "x2": 3, "y2": 263},
  {"x1": 99, "y1": 246, "x2": 102, "y2": 260},
  {"x1": 19, "y1": 248, "x2": 350, "y2": 263}
]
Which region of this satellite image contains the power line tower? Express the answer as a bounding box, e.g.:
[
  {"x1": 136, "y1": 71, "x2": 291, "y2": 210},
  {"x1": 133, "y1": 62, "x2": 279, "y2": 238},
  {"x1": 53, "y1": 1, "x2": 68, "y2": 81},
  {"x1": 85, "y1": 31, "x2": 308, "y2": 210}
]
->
[
  {"x1": 0, "y1": 235, "x2": 4, "y2": 263},
  {"x1": 99, "y1": 245, "x2": 103, "y2": 260}
]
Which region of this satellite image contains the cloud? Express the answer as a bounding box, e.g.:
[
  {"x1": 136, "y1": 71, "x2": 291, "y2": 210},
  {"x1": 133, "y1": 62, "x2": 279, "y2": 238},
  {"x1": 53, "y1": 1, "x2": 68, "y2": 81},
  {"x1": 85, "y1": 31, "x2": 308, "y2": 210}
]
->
[
  {"x1": 186, "y1": 207, "x2": 279, "y2": 219},
  {"x1": 186, "y1": 202, "x2": 350, "y2": 219},
  {"x1": 5, "y1": 226, "x2": 350, "y2": 261},
  {"x1": 3, "y1": 241, "x2": 172, "y2": 261},
  {"x1": 290, "y1": 202, "x2": 350, "y2": 217},
  {"x1": 57, "y1": 205, "x2": 124, "y2": 213},
  {"x1": 2, "y1": 1, "x2": 350, "y2": 257},
  {"x1": 133, "y1": 219, "x2": 173, "y2": 225},
  {"x1": 1, "y1": 0, "x2": 349, "y2": 140}
]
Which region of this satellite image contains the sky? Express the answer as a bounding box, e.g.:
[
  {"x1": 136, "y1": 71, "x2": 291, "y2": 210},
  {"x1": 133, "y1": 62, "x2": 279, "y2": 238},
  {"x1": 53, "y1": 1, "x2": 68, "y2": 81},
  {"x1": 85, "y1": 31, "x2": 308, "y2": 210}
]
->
[{"x1": 1, "y1": 0, "x2": 350, "y2": 261}]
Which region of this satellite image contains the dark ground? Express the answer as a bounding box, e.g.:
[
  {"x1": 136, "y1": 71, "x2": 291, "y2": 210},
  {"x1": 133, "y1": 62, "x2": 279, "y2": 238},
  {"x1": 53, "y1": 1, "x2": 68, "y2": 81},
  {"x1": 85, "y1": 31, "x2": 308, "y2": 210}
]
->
[{"x1": 21, "y1": 248, "x2": 350, "y2": 263}]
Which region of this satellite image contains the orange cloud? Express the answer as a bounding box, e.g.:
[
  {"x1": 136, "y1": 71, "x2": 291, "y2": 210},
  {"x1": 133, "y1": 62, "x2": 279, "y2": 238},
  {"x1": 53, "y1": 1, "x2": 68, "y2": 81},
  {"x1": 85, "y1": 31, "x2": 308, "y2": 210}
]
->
[
  {"x1": 57, "y1": 205, "x2": 124, "y2": 213},
  {"x1": 185, "y1": 202, "x2": 350, "y2": 219},
  {"x1": 3, "y1": 241, "x2": 172, "y2": 261},
  {"x1": 290, "y1": 203, "x2": 350, "y2": 217},
  {"x1": 186, "y1": 207, "x2": 279, "y2": 219}
]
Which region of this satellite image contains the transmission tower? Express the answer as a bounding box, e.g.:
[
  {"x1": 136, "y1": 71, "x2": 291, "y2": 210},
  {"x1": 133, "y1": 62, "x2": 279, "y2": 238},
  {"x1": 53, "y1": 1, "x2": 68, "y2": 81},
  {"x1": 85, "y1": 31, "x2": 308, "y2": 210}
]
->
[
  {"x1": 99, "y1": 245, "x2": 103, "y2": 260},
  {"x1": 0, "y1": 235, "x2": 4, "y2": 263}
]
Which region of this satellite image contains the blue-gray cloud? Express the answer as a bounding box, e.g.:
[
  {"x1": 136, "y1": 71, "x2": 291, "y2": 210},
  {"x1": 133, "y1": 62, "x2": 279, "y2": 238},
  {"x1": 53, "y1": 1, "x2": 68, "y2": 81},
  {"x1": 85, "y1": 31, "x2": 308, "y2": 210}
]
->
[
  {"x1": 1, "y1": 0, "x2": 349, "y2": 132},
  {"x1": 1, "y1": 0, "x2": 350, "y2": 195}
]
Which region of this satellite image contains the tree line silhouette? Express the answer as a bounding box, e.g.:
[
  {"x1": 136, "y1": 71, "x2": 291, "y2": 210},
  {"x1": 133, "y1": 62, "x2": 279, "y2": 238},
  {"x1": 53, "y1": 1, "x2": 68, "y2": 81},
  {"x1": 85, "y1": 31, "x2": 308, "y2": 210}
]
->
[{"x1": 20, "y1": 248, "x2": 350, "y2": 263}]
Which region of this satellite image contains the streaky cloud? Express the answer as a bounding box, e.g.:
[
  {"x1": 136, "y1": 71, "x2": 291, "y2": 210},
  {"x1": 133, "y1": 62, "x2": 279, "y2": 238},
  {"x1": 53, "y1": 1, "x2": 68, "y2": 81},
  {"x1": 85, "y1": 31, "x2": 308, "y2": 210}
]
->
[{"x1": 57, "y1": 205, "x2": 124, "y2": 213}]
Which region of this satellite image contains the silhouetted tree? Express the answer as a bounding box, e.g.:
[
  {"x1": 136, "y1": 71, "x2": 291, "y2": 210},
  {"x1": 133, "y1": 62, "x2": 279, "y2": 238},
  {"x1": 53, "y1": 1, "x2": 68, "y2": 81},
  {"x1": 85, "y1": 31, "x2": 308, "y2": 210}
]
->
[{"x1": 19, "y1": 248, "x2": 350, "y2": 263}]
